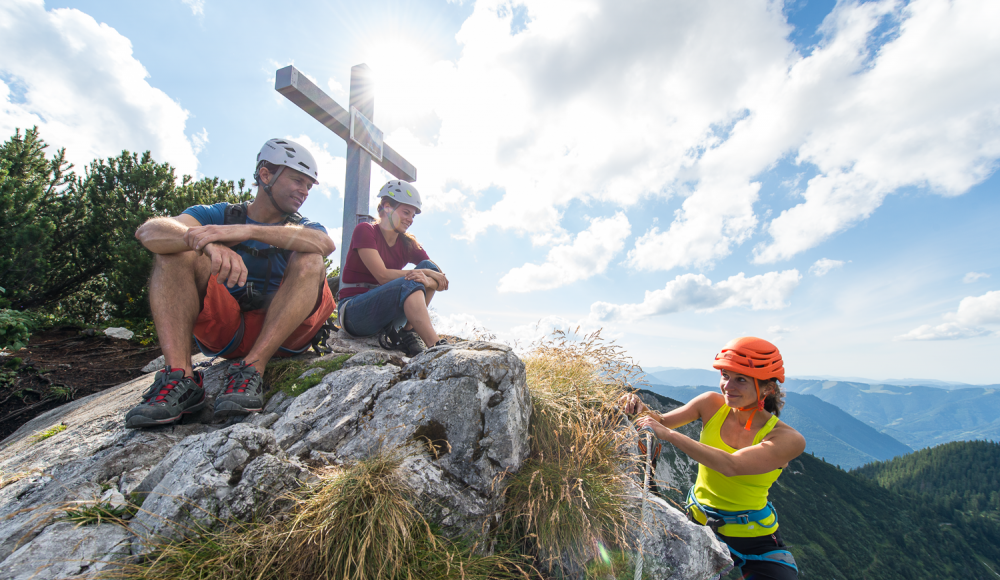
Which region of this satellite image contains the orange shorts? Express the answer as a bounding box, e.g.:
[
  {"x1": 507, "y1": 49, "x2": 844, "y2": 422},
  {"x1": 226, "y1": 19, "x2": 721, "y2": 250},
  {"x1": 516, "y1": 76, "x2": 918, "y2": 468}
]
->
[{"x1": 193, "y1": 275, "x2": 335, "y2": 359}]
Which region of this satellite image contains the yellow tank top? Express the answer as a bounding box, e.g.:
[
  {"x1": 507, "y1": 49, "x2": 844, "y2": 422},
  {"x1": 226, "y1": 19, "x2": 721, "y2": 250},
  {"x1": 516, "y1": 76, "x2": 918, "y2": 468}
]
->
[{"x1": 691, "y1": 403, "x2": 782, "y2": 537}]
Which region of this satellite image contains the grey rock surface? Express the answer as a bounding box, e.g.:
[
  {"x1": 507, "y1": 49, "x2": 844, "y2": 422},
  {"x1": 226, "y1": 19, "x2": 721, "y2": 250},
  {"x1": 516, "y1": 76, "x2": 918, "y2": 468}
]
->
[
  {"x1": 341, "y1": 348, "x2": 407, "y2": 368},
  {"x1": 629, "y1": 487, "x2": 732, "y2": 580},
  {"x1": 271, "y1": 341, "x2": 532, "y2": 540},
  {"x1": 129, "y1": 423, "x2": 306, "y2": 549},
  {"x1": 0, "y1": 338, "x2": 726, "y2": 580},
  {"x1": 141, "y1": 354, "x2": 165, "y2": 373},
  {"x1": 0, "y1": 522, "x2": 130, "y2": 580},
  {"x1": 104, "y1": 327, "x2": 135, "y2": 340}
]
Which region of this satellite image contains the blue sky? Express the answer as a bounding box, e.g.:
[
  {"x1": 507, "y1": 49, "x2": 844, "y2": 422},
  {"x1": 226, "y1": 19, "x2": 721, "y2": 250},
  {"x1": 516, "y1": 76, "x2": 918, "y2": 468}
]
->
[{"x1": 2, "y1": 0, "x2": 998, "y2": 383}]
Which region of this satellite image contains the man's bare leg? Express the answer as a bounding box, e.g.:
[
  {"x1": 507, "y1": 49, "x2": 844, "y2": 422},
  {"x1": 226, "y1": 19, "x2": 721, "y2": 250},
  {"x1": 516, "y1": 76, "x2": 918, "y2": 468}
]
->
[
  {"x1": 403, "y1": 290, "x2": 440, "y2": 346},
  {"x1": 149, "y1": 251, "x2": 212, "y2": 377},
  {"x1": 240, "y1": 252, "x2": 326, "y2": 374}
]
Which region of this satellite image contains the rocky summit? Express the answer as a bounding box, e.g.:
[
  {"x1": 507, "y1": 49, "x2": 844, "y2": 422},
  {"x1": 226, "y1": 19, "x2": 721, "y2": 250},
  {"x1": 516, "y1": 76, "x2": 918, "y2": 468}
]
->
[{"x1": 0, "y1": 335, "x2": 728, "y2": 580}]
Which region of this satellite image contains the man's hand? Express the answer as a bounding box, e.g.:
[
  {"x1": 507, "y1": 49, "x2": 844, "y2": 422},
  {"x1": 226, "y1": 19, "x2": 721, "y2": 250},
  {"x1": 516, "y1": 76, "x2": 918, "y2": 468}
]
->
[
  {"x1": 203, "y1": 243, "x2": 248, "y2": 288},
  {"x1": 184, "y1": 225, "x2": 250, "y2": 252}
]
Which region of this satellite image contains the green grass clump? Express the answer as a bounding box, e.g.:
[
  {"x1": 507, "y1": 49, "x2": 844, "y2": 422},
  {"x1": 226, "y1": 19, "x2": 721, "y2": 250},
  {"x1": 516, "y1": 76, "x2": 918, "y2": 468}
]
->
[
  {"x1": 262, "y1": 354, "x2": 352, "y2": 400},
  {"x1": 101, "y1": 451, "x2": 535, "y2": 580},
  {"x1": 502, "y1": 329, "x2": 641, "y2": 578},
  {"x1": 30, "y1": 423, "x2": 67, "y2": 443},
  {"x1": 63, "y1": 501, "x2": 136, "y2": 526}
]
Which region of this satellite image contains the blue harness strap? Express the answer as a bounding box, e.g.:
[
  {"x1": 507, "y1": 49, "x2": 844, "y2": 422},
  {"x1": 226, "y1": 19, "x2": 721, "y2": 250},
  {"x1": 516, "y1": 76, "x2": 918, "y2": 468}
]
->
[
  {"x1": 686, "y1": 488, "x2": 778, "y2": 527},
  {"x1": 686, "y1": 489, "x2": 798, "y2": 573}
]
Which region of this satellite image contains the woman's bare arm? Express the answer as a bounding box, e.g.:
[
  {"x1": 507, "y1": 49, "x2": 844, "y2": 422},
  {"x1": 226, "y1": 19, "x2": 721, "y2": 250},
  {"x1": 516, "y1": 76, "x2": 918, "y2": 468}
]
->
[
  {"x1": 636, "y1": 414, "x2": 806, "y2": 477},
  {"x1": 357, "y1": 248, "x2": 440, "y2": 289}
]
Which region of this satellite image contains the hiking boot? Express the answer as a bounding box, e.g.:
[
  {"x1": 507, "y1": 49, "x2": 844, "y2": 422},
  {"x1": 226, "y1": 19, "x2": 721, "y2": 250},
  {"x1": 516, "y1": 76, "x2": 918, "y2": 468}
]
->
[
  {"x1": 397, "y1": 329, "x2": 427, "y2": 356},
  {"x1": 125, "y1": 368, "x2": 206, "y2": 428},
  {"x1": 214, "y1": 360, "x2": 264, "y2": 419}
]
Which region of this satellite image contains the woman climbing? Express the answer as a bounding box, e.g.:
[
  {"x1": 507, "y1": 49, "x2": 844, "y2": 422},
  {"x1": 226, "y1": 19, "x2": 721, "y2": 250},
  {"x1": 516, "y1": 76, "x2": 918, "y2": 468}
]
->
[
  {"x1": 621, "y1": 337, "x2": 806, "y2": 579},
  {"x1": 337, "y1": 180, "x2": 450, "y2": 356}
]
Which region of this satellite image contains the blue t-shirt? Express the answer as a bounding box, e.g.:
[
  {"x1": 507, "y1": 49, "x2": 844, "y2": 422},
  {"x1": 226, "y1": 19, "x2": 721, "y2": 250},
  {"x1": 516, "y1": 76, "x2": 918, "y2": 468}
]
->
[{"x1": 183, "y1": 202, "x2": 328, "y2": 297}]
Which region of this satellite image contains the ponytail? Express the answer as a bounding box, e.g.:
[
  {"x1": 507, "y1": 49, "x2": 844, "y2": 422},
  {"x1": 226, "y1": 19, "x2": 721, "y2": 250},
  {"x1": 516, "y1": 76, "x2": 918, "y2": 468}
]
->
[{"x1": 759, "y1": 379, "x2": 785, "y2": 417}]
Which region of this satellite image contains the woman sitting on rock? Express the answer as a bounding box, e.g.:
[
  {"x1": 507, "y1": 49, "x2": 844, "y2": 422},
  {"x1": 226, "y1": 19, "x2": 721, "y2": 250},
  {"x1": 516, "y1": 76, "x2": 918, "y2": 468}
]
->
[
  {"x1": 621, "y1": 337, "x2": 806, "y2": 580},
  {"x1": 337, "y1": 180, "x2": 449, "y2": 356}
]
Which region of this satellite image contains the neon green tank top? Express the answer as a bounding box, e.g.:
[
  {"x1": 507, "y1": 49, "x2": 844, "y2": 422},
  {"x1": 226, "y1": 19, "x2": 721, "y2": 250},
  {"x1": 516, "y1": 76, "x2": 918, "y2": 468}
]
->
[{"x1": 691, "y1": 403, "x2": 782, "y2": 537}]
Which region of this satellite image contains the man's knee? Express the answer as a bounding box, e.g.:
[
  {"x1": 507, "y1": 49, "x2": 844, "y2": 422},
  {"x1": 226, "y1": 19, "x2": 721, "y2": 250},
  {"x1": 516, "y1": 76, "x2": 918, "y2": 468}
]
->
[{"x1": 285, "y1": 253, "x2": 326, "y2": 283}]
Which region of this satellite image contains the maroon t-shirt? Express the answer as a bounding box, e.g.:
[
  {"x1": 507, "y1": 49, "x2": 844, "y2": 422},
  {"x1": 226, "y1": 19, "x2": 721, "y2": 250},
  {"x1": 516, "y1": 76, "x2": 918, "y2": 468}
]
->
[{"x1": 340, "y1": 222, "x2": 431, "y2": 299}]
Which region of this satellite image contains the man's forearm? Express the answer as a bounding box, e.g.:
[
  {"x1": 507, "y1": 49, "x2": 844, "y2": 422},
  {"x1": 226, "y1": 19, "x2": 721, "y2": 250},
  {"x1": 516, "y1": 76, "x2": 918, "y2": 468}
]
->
[
  {"x1": 246, "y1": 225, "x2": 335, "y2": 255},
  {"x1": 136, "y1": 217, "x2": 194, "y2": 255}
]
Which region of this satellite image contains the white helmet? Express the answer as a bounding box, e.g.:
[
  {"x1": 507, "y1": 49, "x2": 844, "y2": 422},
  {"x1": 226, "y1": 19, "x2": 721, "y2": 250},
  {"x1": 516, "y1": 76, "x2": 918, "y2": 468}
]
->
[
  {"x1": 255, "y1": 138, "x2": 319, "y2": 183},
  {"x1": 377, "y1": 180, "x2": 422, "y2": 214}
]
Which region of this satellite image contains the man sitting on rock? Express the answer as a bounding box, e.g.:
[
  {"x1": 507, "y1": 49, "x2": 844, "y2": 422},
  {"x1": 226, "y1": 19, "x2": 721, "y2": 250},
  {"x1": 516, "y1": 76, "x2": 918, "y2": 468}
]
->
[{"x1": 124, "y1": 138, "x2": 336, "y2": 428}]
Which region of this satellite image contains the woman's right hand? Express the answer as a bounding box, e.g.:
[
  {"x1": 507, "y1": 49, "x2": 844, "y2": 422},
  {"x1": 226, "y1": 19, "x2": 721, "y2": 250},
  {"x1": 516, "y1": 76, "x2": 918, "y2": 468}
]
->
[{"x1": 618, "y1": 393, "x2": 648, "y2": 416}]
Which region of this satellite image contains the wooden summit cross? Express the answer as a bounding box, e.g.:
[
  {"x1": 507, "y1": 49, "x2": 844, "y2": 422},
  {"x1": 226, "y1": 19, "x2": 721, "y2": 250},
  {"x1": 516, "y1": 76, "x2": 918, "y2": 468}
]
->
[{"x1": 274, "y1": 64, "x2": 418, "y2": 272}]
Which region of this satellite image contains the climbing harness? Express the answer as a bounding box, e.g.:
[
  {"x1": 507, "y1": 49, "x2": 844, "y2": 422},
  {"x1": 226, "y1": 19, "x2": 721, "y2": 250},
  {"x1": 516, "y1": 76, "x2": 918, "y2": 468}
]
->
[
  {"x1": 686, "y1": 488, "x2": 798, "y2": 574},
  {"x1": 634, "y1": 426, "x2": 655, "y2": 580}
]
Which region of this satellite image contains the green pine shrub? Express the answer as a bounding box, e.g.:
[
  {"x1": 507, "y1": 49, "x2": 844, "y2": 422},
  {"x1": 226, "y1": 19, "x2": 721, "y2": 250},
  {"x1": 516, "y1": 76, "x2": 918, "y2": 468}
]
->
[{"x1": 0, "y1": 127, "x2": 252, "y2": 322}]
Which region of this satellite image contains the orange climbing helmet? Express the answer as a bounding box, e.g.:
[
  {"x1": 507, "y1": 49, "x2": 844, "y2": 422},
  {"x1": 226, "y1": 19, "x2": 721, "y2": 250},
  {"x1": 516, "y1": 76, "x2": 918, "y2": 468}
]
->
[
  {"x1": 712, "y1": 336, "x2": 785, "y2": 383},
  {"x1": 713, "y1": 337, "x2": 785, "y2": 430}
]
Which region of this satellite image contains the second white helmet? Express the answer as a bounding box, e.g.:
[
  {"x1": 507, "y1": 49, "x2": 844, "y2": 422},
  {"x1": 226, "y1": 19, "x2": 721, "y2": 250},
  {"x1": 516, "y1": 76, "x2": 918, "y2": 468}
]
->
[
  {"x1": 377, "y1": 180, "x2": 422, "y2": 214},
  {"x1": 256, "y1": 138, "x2": 319, "y2": 183}
]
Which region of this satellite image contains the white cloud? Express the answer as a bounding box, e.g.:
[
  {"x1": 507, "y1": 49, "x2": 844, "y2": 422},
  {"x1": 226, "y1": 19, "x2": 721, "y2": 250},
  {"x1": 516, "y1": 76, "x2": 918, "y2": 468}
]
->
[
  {"x1": 429, "y1": 310, "x2": 489, "y2": 339},
  {"x1": 326, "y1": 78, "x2": 346, "y2": 100},
  {"x1": 286, "y1": 134, "x2": 346, "y2": 199},
  {"x1": 754, "y1": 0, "x2": 1000, "y2": 263},
  {"x1": 181, "y1": 0, "x2": 204, "y2": 16},
  {"x1": 810, "y1": 258, "x2": 845, "y2": 277},
  {"x1": 768, "y1": 325, "x2": 796, "y2": 334},
  {"x1": 964, "y1": 272, "x2": 990, "y2": 284},
  {"x1": 504, "y1": 315, "x2": 602, "y2": 350},
  {"x1": 897, "y1": 290, "x2": 1000, "y2": 340},
  {"x1": 894, "y1": 323, "x2": 992, "y2": 341},
  {"x1": 589, "y1": 269, "x2": 801, "y2": 322},
  {"x1": 0, "y1": 0, "x2": 202, "y2": 177},
  {"x1": 190, "y1": 127, "x2": 209, "y2": 156},
  {"x1": 954, "y1": 290, "x2": 1000, "y2": 326},
  {"x1": 372, "y1": 0, "x2": 999, "y2": 274},
  {"x1": 497, "y1": 212, "x2": 630, "y2": 293}
]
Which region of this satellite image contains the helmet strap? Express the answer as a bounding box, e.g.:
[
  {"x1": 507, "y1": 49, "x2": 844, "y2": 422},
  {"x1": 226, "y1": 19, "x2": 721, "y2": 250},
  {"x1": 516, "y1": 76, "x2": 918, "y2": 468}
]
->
[
  {"x1": 733, "y1": 377, "x2": 765, "y2": 431},
  {"x1": 386, "y1": 205, "x2": 407, "y2": 235},
  {"x1": 257, "y1": 165, "x2": 292, "y2": 218}
]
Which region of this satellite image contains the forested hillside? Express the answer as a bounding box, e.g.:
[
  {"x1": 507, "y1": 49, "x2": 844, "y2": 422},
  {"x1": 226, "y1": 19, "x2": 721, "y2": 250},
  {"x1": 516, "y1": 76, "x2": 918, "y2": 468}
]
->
[
  {"x1": 853, "y1": 440, "x2": 1000, "y2": 521},
  {"x1": 772, "y1": 453, "x2": 1000, "y2": 579}
]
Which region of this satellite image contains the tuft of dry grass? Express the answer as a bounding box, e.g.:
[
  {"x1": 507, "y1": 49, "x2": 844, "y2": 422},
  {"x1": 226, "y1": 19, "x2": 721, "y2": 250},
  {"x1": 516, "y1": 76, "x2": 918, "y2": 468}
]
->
[
  {"x1": 502, "y1": 329, "x2": 644, "y2": 577},
  {"x1": 101, "y1": 451, "x2": 535, "y2": 580}
]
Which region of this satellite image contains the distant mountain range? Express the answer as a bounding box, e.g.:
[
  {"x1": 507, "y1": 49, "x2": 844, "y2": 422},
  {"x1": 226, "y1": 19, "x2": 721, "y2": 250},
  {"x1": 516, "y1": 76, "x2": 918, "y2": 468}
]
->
[
  {"x1": 640, "y1": 368, "x2": 1000, "y2": 451},
  {"x1": 640, "y1": 366, "x2": 999, "y2": 390},
  {"x1": 639, "y1": 385, "x2": 912, "y2": 469}
]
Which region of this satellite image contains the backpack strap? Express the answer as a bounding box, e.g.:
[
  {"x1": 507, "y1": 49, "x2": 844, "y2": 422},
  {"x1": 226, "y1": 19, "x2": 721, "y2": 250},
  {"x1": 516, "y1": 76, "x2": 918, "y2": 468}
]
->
[
  {"x1": 223, "y1": 201, "x2": 250, "y2": 226},
  {"x1": 221, "y1": 202, "x2": 302, "y2": 308}
]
